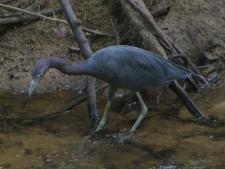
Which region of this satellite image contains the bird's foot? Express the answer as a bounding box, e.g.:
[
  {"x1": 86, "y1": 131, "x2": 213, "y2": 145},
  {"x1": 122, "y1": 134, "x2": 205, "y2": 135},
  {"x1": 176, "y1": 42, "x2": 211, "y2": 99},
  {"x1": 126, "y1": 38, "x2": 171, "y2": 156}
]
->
[
  {"x1": 118, "y1": 132, "x2": 134, "y2": 143},
  {"x1": 95, "y1": 120, "x2": 106, "y2": 133},
  {"x1": 111, "y1": 129, "x2": 134, "y2": 144}
]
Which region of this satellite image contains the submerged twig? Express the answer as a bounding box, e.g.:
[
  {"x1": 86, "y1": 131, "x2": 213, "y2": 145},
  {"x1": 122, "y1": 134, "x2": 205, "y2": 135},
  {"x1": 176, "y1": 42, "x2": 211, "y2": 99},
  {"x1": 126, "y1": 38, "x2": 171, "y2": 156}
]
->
[
  {"x1": 0, "y1": 84, "x2": 108, "y2": 125},
  {"x1": 23, "y1": 84, "x2": 107, "y2": 125}
]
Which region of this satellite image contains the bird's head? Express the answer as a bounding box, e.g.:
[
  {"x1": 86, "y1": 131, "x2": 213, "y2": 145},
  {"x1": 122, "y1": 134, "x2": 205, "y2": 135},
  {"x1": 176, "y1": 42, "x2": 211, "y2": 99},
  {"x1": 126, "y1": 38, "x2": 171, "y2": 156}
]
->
[{"x1": 23, "y1": 59, "x2": 49, "y2": 107}]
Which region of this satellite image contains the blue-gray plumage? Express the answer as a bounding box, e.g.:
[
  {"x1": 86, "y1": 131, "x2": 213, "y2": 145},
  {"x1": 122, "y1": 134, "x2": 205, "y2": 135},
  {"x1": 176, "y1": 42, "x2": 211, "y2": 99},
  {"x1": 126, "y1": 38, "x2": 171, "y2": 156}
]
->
[
  {"x1": 87, "y1": 45, "x2": 190, "y2": 89},
  {"x1": 24, "y1": 45, "x2": 191, "y2": 133}
]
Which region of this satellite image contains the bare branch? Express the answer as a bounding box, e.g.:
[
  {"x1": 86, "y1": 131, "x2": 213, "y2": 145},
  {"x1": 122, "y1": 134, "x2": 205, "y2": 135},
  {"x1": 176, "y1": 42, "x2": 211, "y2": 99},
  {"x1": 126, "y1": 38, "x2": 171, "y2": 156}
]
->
[
  {"x1": 0, "y1": 3, "x2": 67, "y2": 24},
  {"x1": 0, "y1": 3, "x2": 113, "y2": 37},
  {"x1": 0, "y1": 7, "x2": 62, "y2": 25},
  {"x1": 58, "y1": 0, "x2": 99, "y2": 127}
]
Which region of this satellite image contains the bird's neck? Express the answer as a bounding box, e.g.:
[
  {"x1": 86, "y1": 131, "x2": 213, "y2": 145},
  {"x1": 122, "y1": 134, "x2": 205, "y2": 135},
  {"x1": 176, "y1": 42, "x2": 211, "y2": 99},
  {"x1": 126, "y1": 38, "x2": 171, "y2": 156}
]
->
[{"x1": 47, "y1": 57, "x2": 90, "y2": 75}]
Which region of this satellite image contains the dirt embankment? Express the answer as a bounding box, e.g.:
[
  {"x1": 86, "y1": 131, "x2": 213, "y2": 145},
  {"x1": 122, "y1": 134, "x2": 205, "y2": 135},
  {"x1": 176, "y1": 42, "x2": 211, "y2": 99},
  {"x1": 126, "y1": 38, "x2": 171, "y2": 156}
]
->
[
  {"x1": 0, "y1": 0, "x2": 225, "y2": 93},
  {"x1": 0, "y1": 0, "x2": 117, "y2": 93}
]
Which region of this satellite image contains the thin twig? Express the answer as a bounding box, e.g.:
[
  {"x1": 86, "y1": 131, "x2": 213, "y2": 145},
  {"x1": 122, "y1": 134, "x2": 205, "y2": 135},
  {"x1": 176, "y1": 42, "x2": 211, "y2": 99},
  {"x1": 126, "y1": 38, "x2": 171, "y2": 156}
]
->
[
  {"x1": 118, "y1": 17, "x2": 128, "y2": 34},
  {"x1": 156, "y1": 88, "x2": 161, "y2": 107},
  {"x1": 7, "y1": 60, "x2": 28, "y2": 71},
  {"x1": 0, "y1": 3, "x2": 67, "y2": 24},
  {"x1": 68, "y1": 46, "x2": 81, "y2": 53},
  {"x1": 0, "y1": 3, "x2": 113, "y2": 37},
  {"x1": 81, "y1": 27, "x2": 115, "y2": 37},
  {"x1": 110, "y1": 18, "x2": 120, "y2": 44},
  {"x1": 0, "y1": 7, "x2": 62, "y2": 25}
]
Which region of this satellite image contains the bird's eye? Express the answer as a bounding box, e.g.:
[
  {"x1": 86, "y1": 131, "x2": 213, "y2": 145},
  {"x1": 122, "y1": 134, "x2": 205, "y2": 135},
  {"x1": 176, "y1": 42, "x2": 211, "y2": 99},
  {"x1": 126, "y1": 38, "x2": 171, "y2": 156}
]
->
[{"x1": 38, "y1": 73, "x2": 44, "y2": 78}]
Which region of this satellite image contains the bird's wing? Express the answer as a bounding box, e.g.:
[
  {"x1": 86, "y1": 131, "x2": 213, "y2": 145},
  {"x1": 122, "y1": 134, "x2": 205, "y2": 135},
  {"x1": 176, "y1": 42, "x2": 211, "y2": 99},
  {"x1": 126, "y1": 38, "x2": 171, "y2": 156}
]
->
[
  {"x1": 115, "y1": 48, "x2": 190, "y2": 84},
  {"x1": 88, "y1": 46, "x2": 190, "y2": 89}
]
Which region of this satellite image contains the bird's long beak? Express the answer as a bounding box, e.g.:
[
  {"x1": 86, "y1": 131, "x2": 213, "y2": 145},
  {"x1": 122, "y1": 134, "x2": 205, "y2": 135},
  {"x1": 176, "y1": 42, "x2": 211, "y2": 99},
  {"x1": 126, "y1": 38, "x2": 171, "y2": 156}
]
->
[{"x1": 23, "y1": 78, "x2": 41, "y2": 108}]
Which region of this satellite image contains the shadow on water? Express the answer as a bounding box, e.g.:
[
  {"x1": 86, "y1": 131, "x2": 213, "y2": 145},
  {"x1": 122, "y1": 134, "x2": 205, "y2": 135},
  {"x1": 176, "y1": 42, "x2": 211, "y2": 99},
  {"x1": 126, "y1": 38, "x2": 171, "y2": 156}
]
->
[{"x1": 1, "y1": 88, "x2": 225, "y2": 168}]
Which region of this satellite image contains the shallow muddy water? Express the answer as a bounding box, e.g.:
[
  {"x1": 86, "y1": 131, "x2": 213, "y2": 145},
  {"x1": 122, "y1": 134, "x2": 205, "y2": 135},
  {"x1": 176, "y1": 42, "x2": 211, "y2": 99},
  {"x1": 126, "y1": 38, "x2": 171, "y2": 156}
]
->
[{"x1": 1, "y1": 87, "x2": 225, "y2": 169}]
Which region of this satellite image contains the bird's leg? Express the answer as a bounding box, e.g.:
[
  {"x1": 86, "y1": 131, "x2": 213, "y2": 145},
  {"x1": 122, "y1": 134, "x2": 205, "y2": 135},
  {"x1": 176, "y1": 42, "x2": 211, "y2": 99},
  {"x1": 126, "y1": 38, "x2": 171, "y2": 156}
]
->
[
  {"x1": 129, "y1": 91, "x2": 148, "y2": 133},
  {"x1": 95, "y1": 85, "x2": 117, "y2": 133},
  {"x1": 95, "y1": 100, "x2": 111, "y2": 132}
]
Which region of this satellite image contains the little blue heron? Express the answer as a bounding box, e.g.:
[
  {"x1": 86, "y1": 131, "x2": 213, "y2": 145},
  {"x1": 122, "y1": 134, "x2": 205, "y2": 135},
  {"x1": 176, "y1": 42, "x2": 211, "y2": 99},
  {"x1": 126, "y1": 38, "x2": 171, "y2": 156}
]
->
[{"x1": 24, "y1": 45, "x2": 192, "y2": 133}]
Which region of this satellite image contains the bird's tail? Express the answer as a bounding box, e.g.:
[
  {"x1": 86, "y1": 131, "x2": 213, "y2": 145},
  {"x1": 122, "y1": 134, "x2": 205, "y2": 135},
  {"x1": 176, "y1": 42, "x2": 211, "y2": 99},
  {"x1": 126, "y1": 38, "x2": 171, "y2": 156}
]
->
[{"x1": 170, "y1": 59, "x2": 209, "y2": 86}]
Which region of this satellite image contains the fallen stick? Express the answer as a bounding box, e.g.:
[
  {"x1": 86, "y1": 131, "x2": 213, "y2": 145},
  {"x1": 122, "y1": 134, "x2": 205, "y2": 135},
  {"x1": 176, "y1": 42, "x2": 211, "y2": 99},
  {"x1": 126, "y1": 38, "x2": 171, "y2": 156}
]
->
[
  {"x1": 0, "y1": 3, "x2": 113, "y2": 37},
  {"x1": 58, "y1": 0, "x2": 100, "y2": 128},
  {"x1": 81, "y1": 27, "x2": 115, "y2": 37},
  {"x1": 0, "y1": 3, "x2": 67, "y2": 23},
  {"x1": 0, "y1": 7, "x2": 62, "y2": 25}
]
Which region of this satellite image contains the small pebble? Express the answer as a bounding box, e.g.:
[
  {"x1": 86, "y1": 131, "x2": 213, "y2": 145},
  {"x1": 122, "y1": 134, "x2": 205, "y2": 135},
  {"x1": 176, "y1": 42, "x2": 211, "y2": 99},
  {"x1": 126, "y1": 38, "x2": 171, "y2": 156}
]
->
[{"x1": 209, "y1": 135, "x2": 214, "y2": 139}]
